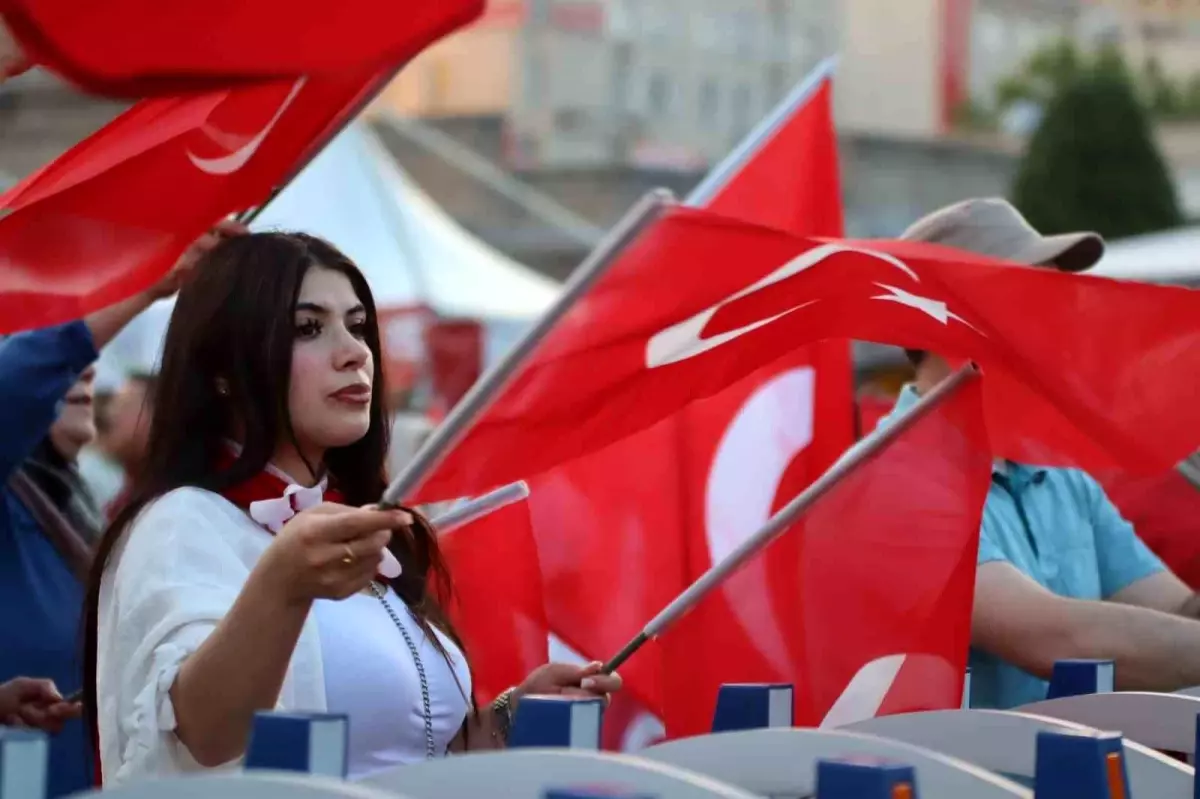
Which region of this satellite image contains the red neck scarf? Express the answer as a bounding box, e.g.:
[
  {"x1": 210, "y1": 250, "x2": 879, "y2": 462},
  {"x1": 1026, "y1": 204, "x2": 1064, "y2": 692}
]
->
[
  {"x1": 218, "y1": 453, "x2": 402, "y2": 580},
  {"x1": 222, "y1": 464, "x2": 344, "y2": 530},
  {"x1": 217, "y1": 448, "x2": 344, "y2": 528}
]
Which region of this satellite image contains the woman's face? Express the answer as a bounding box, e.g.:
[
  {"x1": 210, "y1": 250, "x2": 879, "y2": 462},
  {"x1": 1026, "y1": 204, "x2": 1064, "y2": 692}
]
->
[{"x1": 287, "y1": 266, "x2": 375, "y2": 457}]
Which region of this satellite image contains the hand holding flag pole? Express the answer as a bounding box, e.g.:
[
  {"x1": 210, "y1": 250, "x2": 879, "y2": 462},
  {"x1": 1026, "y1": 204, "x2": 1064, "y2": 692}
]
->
[
  {"x1": 376, "y1": 189, "x2": 676, "y2": 510},
  {"x1": 600, "y1": 364, "x2": 981, "y2": 675}
]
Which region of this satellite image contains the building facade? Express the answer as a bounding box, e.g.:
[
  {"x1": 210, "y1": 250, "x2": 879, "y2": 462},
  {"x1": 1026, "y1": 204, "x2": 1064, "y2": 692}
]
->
[
  {"x1": 505, "y1": 0, "x2": 838, "y2": 169},
  {"x1": 836, "y1": 0, "x2": 1083, "y2": 138},
  {"x1": 374, "y1": 0, "x2": 524, "y2": 118},
  {"x1": 1081, "y1": 0, "x2": 1200, "y2": 77}
]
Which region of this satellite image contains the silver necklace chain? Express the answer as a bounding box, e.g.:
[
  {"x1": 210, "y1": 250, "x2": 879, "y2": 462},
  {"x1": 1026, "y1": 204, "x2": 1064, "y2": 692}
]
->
[{"x1": 368, "y1": 581, "x2": 437, "y2": 759}]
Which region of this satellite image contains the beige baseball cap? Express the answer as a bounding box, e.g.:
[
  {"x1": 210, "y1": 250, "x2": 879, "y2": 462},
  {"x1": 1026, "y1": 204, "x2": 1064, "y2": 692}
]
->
[{"x1": 900, "y1": 197, "x2": 1105, "y2": 272}]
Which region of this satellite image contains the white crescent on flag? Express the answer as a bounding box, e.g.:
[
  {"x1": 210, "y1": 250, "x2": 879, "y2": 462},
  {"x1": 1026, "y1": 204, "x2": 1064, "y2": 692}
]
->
[
  {"x1": 704, "y1": 366, "x2": 815, "y2": 678},
  {"x1": 187, "y1": 77, "x2": 307, "y2": 176},
  {"x1": 819, "y1": 654, "x2": 907, "y2": 728},
  {"x1": 820, "y1": 653, "x2": 961, "y2": 728},
  {"x1": 645, "y1": 243, "x2": 987, "y2": 369}
]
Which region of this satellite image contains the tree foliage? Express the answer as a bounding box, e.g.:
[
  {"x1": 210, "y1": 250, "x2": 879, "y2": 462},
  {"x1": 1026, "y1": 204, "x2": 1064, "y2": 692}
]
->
[
  {"x1": 980, "y1": 39, "x2": 1200, "y2": 125},
  {"x1": 1011, "y1": 63, "x2": 1183, "y2": 239}
]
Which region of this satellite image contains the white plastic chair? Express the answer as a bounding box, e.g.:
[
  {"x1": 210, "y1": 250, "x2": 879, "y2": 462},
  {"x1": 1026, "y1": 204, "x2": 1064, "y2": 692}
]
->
[
  {"x1": 641, "y1": 727, "x2": 1031, "y2": 798},
  {"x1": 845, "y1": 708, "x2": 1193, "y2": 798},
  {"x1": 1018, "y1": 692, "x2": 1200, "y2": 755},
  {"x1": 360, "y1": 749, "x2": 761, "y2": 799}
]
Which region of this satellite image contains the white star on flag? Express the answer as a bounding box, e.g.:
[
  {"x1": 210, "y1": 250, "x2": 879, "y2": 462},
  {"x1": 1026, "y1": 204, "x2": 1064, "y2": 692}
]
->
[{"x1": 872, "y1": 283, "x2": 982, "y2": 333}]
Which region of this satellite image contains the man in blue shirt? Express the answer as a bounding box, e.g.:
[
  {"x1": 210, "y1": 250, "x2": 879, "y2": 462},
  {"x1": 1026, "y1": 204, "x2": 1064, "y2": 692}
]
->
[
  {"x1": 0, "y1": 220, "x2": 242, "y2": 796},
  {"x1": 885, "y1": 198, "x2": 1200, "y2": 710}
]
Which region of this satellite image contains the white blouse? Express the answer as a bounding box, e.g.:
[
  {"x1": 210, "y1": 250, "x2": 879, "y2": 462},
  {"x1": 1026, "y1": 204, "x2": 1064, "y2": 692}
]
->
[
  {"x1": 96, "y1": 485, "x2": 471, "y2": 786},
  {"x1": 315, "y1": 587, "x2": 469, "y2": 779}
]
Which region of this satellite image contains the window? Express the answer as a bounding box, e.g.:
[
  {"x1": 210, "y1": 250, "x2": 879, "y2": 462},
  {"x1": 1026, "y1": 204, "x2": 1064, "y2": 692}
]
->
[
  {"x1": 608, "y1": 0, "x2": 633, "y2": 37},
  {"x1": 648, "y1": 72, "x2": 672, "y2": 114},
  {"x1": 732, "y1": 9, "x2": 758, "y2": 57},
  {"x1": 692, "y1": 10, "x2": 721, "y2": 50},
  {"x1": 555, "y1": 108, "x2": 585, "y2": 133},
  {"x1": 612, "y1": 41, "x2": 634, "y2": 111},
  {"x1": 731, "y1": 83, "x2": 752, "y2": 132},
  {"x1": 699, "y1": 78, "x2": 719, "y2": 124},
  {"x1": 766, "y1": 0, "x2": 792, "y2": 61},
  {"x1": 766, "y1": 65, "x2": 787, "y2": 108}
]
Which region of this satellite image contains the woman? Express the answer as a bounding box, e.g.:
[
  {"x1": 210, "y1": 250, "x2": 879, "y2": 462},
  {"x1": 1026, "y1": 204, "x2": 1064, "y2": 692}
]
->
[{"x1": 83, "y1": 232, "x2": 620, "y2": 785}]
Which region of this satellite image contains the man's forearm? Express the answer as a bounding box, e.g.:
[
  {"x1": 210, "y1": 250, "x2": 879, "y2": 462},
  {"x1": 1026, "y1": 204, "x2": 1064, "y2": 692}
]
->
[{"x1": 1064, "y1": 598, "x2": 1200, "y2": 691}]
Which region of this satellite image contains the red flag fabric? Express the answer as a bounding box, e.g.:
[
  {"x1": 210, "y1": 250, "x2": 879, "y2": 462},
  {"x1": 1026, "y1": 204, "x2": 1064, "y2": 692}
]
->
[
  {"x1": 520, "y1": 332, "x2": 855, "y2": 733},
  {"x1": 702, "y1": 76, "x2": 843, "y2": 237},
  {"x1": 438, "y1": 499, "x2": 549, "y2": 705},
  {"x1": 0, "y1": 1, "x2": 482, "y2": 96},
  {"x1": 0, "y1": 67, "x2": 387, "y2": 332},
  {"x1": 516, "y1": 75, "x2": 854, "y2": 732},
  {"x1": 668, "y1": 350, "x2": 851, "y2": 712},
  {"x1": 528, "y1": 345, "x2": 852, "y2": 735},
  {"x1": 661, "y1": 372, "x2": 992, "y2": 736},
  {"x1": 413, "y1": 210, "x2": 1200, "y2": 499},
  {"x1": 525, "y1": 419, "x2": 687, "y2": 716},
  {"x1": 1095, "y1": 468, "x2": 1200, "y2": 590}
]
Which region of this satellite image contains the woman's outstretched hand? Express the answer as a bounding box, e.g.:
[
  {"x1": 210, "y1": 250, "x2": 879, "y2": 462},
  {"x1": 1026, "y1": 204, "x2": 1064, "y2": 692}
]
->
[
  {"x1": 261, "y1": 502, "x2": 412, "y2": 603},
  {"x1": 515, "y1": 661, "x2": 623, "y2": 707}
]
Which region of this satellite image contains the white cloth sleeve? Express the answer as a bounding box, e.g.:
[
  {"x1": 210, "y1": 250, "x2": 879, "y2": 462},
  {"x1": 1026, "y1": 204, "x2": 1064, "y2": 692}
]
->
[{"x1": 101, "y1": 488, "x2": 258, "y2": 781}]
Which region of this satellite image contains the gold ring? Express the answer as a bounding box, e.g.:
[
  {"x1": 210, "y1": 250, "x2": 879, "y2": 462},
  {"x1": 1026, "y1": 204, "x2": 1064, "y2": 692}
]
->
[{"x1": 342, "y1": 545, "x2": 355, "y2": 565}]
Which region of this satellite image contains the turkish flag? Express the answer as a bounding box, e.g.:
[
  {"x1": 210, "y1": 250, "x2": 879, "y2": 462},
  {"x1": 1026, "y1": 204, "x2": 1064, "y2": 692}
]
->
[
  {"x1": 698, "y1": 62, "x2": 853, "y2": 498},
  {"x1": 661, "y1": 372, "x2": 991, "y2": 736},
  {"x1": 413, "y1": 69, "x2": 855, "y2": 503},
  {"x1": 0, "y1": 66, "x2": 389, "y2": 333},
  {"x1": 0, "y1": 0, "x2": 482, "y2": 96},
  {"x1": 517, "y1": 73, "x2": 854, "y2": 738},
  {"x1": 437, "y1": 499, "x2": 549, "y2": 705},
  {"x1": 414, "y1": 211, "x2": 1200, "y2": 496}
]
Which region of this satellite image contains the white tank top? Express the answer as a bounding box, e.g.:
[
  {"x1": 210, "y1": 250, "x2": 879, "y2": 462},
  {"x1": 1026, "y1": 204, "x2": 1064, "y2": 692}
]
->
[{"x1": 314, "y1": 584, "x2": 471, "y2": 779}]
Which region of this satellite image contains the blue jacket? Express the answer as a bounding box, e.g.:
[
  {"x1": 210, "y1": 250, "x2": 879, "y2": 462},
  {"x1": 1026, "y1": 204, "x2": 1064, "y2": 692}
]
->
[{"x1": 0, "y1": 320, "x2": 99, "y2": 796}]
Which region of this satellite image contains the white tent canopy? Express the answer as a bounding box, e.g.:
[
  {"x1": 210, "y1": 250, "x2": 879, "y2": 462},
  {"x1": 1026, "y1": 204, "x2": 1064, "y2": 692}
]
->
[
  {"x1": 1088, "y1": 225, "x2": 1200, "y2": 285},
  {"x1": 252, "y1": 123, "x2": 560, "y2": 318},
  {"x1": 95, "y1": 122, "x2": 561, "y2": 390}
]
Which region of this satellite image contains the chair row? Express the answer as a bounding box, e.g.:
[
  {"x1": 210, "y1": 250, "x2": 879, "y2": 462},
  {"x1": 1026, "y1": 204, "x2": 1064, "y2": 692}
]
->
[
  {"x1": 1, "y1": 657, "x2": 1193, "y2": 799},
  {"x1": 42, "y1": 723, "x2": 1130, "y2": 799}
]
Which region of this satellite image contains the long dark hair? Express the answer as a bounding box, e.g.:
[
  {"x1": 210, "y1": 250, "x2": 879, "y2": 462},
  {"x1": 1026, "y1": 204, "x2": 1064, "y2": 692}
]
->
[{"x1": 82, "y1": 232, "x2": 467, "y2": 760}]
